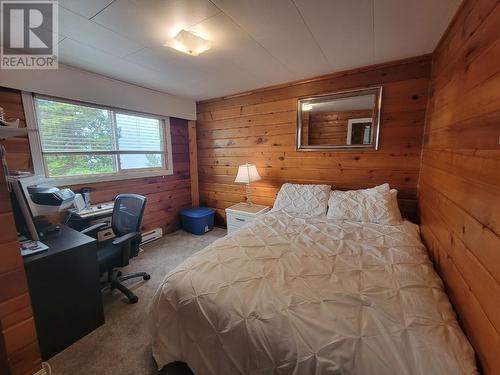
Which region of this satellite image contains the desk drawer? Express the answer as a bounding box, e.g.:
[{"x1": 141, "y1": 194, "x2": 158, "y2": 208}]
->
[
  {"x1": 90, "y1": 217, "x2": 114, "y2": 242},
  {"x1": 97, "y1": 228, "x2": 115, "y2": 242}
]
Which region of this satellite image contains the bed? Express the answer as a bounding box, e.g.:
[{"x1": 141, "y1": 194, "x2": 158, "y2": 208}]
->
[{"x1": 149, "y1": 185, "x2": 477, "y2": 375}]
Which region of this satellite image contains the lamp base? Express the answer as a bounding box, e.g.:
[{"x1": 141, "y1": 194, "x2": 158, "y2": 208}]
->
[{"x1": 244, "y1": 183, "x2": 253, "y2": 206}]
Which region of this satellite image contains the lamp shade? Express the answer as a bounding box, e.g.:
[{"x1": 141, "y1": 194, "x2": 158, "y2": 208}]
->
[{"x1": 234, "y1": 163, "x2": 261, "y2": 184}]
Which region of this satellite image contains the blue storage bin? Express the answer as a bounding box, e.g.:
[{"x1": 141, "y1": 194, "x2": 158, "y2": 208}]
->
[{"x1": 180, "y1": 207, "x2": 216, "y2": 235}]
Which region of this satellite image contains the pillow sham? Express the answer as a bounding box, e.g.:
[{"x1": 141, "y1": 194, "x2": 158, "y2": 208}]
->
[
  {"x1": 271, "y1": 183, "x2": 331, "y2": 217},
  {"x1": 327, "y1": 183, "x2": 401, "y2": 225}
]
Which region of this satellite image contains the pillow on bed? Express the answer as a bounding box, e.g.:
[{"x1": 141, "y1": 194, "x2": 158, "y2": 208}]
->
[
  {"x1": 327, "y1": 183, "x2": 401, "y2": 224},
  {"x1": 389, "y1": 188, "x2": 403, "y2": 223},
  {"x1": 271, "y1": 183, "x2": 331, "y2": 217}
]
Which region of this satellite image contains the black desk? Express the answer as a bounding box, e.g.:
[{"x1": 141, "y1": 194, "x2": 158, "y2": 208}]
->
[{"x1": 23, "y1": 225, "x2": 105, "y2": 360}]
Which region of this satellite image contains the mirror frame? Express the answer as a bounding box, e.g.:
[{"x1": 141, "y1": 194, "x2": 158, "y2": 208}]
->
[{"x1": 296, "y1": 86, "x2": 383, "y2": 151}]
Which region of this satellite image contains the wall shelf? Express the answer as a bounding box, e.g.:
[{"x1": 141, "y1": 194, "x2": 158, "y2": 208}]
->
[{"x1": 0, "y1": 127, "x2": 29, "y2": 139}]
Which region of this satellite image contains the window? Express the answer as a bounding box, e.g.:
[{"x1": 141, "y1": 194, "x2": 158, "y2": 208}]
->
[
  {"x1": 32, "y1": 96, "x2": 172, "y2": 182},
  {"x1": 346, "y1": 118, "x2": 373, "y2": 146}
]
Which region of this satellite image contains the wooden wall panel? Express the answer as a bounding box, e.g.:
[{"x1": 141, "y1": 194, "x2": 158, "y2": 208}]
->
[
  {"x1": 0, "y1": 88, "x2": 32, "y2": 171},
  {"x1": 68, "y1": 117, "x2": 192, "y2": 234},
  {"x1": 0, "y1": 168, "x2": 42, "y2": 375},
  {"x1": 419, "y1": 0, "x2": 500, "y2": 373},
  {"x1": 0, "y1": 88, "x2": 192, "y2": 234},
  {"x1": 0, "y1": 88, "x2": 193, "y2": 373},
  {"x1": 188, "y1": 120, "x2": 200, "y2": 206},
  {"x1": 196, "y1": 55, "x2": 431, "y2": 224},
  {"x1": 307, "y1": 109, "x2": 372, "y2": 146}
]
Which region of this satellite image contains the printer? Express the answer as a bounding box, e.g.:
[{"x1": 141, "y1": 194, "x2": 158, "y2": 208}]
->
[
  {"x1": 28, "y1": 185, "x2": 76, "y2": 208},
  {"x1": 8, "y1": 176, "x2": 76, "y2": 239}
]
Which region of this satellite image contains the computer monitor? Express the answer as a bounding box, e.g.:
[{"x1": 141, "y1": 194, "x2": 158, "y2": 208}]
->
[
  {"x1": 9, "y1": 177, "x2": 40, "y2": 241},
  {"x1": 8, "y1": 175, "x2": 76, "y2": 241}
]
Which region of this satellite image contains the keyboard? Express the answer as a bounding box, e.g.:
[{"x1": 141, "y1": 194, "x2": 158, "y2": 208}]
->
[{"x1": 73, "y1": 202, "x2": 114, "y2": 218}]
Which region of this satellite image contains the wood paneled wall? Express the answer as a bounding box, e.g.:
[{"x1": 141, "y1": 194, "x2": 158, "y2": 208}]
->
[
  {"x1": 308, "y1": 110, "x2": 373, "y2": 145},
  {"x1": 0, "y1": 88, "x2": 31, "y2": 171},
  {"x1": 418, "y1": 0, "x2": 500, "y2": 373},
  {"x1": 196, "y1": 55, "x2": 431, "y2": 224},
  {"x1": 0, "y1": 167, "x2": 42, "y2": 375},
  {"x1": 0, "y1": 87, "x2": 192, "y2": 234},
  {"x1": 0, "y1": 88, "x2": 192, "y2": 373},
  {"x1": 68, "y1": 117, "x2": 192, "y2": 234}
]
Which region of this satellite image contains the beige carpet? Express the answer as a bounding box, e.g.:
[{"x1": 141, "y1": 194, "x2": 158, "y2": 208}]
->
[{"x1": 48, "y1": 228, "x2": 226, "y2": 375}]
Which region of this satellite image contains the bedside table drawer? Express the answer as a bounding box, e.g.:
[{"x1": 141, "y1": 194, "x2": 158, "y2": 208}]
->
[
  {"x1": 227, "y1": 224, "x2": 242, "y2": 233},
  {"x1": 225, "y1": 203, "x2": 270, "y2": 234},
  {"x1": 227, "y1": 212, "x2": 253, "y2": 230}
]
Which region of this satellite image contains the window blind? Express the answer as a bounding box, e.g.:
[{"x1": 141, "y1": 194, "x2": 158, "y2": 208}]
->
[
  {"x1": 37, "y1": 99, "x2": 115, "y2": 152},
  {"x1": 33, "y1": 96, "x2": 169, "y2": 179},
  {"x1": 115, "y1": 113, "x2": 162, "y2": 151}
]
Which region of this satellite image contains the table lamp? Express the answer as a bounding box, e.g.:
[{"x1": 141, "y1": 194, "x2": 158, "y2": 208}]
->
[{"x1": 235, "y1": 163, "x2": 261, "y2": 205}]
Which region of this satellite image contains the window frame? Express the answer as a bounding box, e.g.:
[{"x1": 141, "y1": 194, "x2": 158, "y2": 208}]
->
[
  {"x1": 22, "y1": 92, "x2": 174, "y2": 186},
  {"x1": 346, "y1": 118, "x2": 373, "y2": 146}
]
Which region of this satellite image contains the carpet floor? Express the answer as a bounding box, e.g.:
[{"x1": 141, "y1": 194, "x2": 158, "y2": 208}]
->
[{"x1": 48, "y1": 228, "x2": 226, "y2": 375}]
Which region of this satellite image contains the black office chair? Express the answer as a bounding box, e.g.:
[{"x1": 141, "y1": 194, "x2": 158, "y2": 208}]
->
[{"x1": 81, "y1": 194, "x2": 150, "y2": 304}]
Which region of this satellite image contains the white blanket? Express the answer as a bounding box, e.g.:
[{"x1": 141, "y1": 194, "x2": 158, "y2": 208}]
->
[{"x1": 150, "y1": 212, "x2": 477, "y2": 374}]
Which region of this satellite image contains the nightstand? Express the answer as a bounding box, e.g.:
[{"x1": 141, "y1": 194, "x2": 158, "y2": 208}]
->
[{"x1": 225, "y1": 203, "x2": 270, "y2": 233}]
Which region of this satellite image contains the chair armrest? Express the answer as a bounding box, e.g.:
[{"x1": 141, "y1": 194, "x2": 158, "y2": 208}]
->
[
  {"x1": 80, "y1": 222, "x2": 108, "y2": 236},
  {"x1": 112, "y1": 232, "x2": 139, "y2": 246}
]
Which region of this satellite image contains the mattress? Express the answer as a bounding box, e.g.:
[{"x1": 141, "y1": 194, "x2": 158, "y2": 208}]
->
[{"x1": 149, "y1": 211, "x2": 477, "y2": 374}]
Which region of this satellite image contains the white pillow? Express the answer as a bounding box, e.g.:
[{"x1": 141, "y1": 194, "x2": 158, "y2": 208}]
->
[
  {"x1": 327, "y1": 183, "x2": 401, "y2": 225},
  {"x1": 271, "y1": 183, "x2": 331, "y2": 217},
  {"x1": 389, "y1": 189, "x2": 403, "y2": 223}
]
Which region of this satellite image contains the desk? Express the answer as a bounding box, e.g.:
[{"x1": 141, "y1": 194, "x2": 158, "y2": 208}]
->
[
  {"x1": 72, "y1": 202, "x2": 114, "y2": 218},
  {"x1": 23, "y1": 225, "x2": 105, "y2": 360}
]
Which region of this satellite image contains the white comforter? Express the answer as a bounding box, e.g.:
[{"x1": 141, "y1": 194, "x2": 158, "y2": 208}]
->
[{"x1": 150, "y1": 212, "x2": 477, "y2": 375}]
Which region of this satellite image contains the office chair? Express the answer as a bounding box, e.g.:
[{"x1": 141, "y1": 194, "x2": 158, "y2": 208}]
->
[{"x1": 81, "y1": 194, "x2": 150, "y2": 304}]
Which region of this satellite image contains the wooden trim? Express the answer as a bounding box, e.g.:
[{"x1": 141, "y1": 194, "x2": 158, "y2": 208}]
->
[{"x1": 188, "y1": 120, "x2": 199, "y2": 206}]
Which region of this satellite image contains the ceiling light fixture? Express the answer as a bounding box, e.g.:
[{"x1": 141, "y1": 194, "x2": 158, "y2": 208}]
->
[{"x1": 165, "y1": 30, "x2": 211, "y2": 56}]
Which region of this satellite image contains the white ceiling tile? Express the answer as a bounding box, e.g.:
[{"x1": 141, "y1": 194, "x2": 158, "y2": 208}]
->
[
  {"x1": 58, "y1": 7, "x2": 142, "y2": 57},
  {"x1": 92, "y1": 0, "x2": 220, "y2": 47},
  {"x1": 58, "y1": 38, "x2": 189, "y2": 94},
  {"x1": 374, "y1": 0, "x2": 460, "y2": 62},
  {"x1": 294, "y1": 0, "x2": 375, "y2": 72},
  {"x1": 188, "y1": 13, "x2": 295, "y2": 84},
  {"x1": 58, "y1": 0, "x2": 114, "y2": 18},
  {"x1": 37, "y1": 0, "x2": 460, "y2": 100},
  {"x1": 125, "y1": 46, "x2": 209, "y2": 83},
  {"x1": 188, "y1": 54, "x2": 286, "y2": 99},
  {"x1": 179, "y1": 74, "x2": 259, "y2": 100},
  {"x1": 210, "y1": 0, "x2": 331, "y2": 77},
  {"x1": 30, "y1": 27, "x2": 65, "y2": 47}
]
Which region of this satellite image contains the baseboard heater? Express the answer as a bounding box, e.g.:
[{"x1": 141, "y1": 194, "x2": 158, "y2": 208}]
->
[{"x1": 140, "y1": 227, "x2": 163, "y2": 244}]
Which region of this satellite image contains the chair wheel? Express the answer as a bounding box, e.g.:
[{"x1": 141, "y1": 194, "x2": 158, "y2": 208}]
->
[
  {"x1": 129, "y1": 295, "x2": 139, "y2": 304},
  {"x1": 143, "y1": 274, "x2": 151, "y2": 281}
]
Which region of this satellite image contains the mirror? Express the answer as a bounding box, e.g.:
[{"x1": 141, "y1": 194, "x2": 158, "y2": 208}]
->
[{"x1": 297, "y1": 87, "x2": 382, "y2": 150}]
